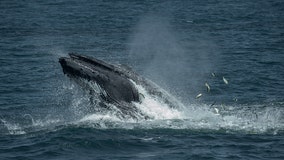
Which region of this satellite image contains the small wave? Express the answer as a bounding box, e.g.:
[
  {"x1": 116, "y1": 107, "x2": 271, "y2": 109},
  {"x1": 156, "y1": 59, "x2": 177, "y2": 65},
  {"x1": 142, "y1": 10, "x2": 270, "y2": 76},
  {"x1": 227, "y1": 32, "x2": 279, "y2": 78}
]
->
[
  {"x1": 0, "y1": 118, "x2": 26, "y2": 135},
  {"x1": 1, "y1": 81, "x2": 282, "y2": 136},
  {"x1": 70, "y1": 81, "x2": 284, "y2": 135}
]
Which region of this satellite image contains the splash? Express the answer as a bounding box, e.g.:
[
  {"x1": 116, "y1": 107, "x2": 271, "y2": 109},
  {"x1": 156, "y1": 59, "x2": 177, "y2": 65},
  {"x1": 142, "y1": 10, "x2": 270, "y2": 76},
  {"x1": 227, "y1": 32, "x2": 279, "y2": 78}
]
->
[
  {"x1": 0, "y1": 118, "x2": 26, "y2": 135},
  {"x1": 132, "y1": 82, "x2": 184, "y2": 120},
  {"x1": 74, "y1": 79, "x2": 283, "y2": 135},
  {"x1": 1, "y1": 79, "x2": 283, "y2": 135}
]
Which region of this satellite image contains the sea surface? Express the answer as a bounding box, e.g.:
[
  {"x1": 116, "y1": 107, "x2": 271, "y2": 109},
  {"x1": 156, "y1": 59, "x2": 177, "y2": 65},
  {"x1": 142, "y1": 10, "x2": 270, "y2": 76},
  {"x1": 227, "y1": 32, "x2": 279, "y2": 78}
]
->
[{"x1": 1, "y1": 0, "x2": 284, "y2": 159}]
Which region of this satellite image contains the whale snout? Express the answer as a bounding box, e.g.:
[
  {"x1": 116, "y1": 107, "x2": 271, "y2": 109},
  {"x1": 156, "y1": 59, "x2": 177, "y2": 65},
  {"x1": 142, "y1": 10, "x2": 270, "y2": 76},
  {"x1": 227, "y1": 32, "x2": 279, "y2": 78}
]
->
[{"x1": 58, "y1": 53, "x2": 140, "y2": 104}]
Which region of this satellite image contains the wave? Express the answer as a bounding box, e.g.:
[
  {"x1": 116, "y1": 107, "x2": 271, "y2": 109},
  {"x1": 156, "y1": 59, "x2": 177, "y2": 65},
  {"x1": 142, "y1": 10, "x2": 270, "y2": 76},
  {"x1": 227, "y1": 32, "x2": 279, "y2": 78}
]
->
[{"x1": 0, "y1": 81, "x2": 283, "y2": 136}]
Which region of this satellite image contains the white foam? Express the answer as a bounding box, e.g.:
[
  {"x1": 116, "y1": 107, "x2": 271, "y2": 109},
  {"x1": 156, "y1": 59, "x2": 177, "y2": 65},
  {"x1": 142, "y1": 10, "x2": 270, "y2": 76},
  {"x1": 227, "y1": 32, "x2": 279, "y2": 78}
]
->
[
  {"x1": 0, "y1": 119, "x2": 26, "y2": 135},
  {"x1": 4, "y1": 80, "x2": 281, "y2": 135},
  {"x1": 71, "y1": 80, "x2": 283, "y2": 134},
  {"x1": 80, "y1": 113, "x2": 122, "y2": 123},
  {"x1": 132, "y1": 81, "x2": 185, "y2": 120}
]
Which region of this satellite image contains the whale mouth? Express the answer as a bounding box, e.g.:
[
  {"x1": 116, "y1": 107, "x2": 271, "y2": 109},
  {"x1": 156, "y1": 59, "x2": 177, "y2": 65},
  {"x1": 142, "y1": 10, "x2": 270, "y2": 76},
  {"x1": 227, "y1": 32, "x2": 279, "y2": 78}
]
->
[
  {"x1": 59, "y1": 53, "x2": 125, "y2": 82},
  {"x1": 59, "y1": 54, "x2": 100, "y2": 79},
  {"x1": 68, "y1": 53, "x2": 116, "y2": 72},
  {"x1": 58, "y1": 53, "x2": 183, "y2": 120},
  {"x1": 59, "y1": 53, "x2": 140, "y2": 104},
  {"x1": 58, "y1": 53, "x2": 152, "y2": 120}
]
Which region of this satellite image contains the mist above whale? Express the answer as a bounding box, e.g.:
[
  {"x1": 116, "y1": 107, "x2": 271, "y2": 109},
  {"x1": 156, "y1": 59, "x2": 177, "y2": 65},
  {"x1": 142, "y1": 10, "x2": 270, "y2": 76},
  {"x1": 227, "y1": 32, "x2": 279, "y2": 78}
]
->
[{"x1": 59, "y1": 53, "x2": 181, "y2": 119}]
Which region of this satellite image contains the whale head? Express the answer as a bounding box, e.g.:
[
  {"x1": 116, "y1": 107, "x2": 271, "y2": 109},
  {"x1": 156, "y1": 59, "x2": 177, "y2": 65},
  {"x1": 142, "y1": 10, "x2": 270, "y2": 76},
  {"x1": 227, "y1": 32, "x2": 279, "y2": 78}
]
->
[{"x1": 59, "y1": 53, "x2": 140, "y2": 104}]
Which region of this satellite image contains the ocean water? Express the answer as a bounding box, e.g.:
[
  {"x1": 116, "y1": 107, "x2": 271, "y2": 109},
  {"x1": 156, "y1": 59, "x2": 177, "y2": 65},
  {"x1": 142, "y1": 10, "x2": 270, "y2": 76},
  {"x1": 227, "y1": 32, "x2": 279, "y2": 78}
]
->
[{"x1": 0, "y1": 0, "x2": 284, "y2": 159}]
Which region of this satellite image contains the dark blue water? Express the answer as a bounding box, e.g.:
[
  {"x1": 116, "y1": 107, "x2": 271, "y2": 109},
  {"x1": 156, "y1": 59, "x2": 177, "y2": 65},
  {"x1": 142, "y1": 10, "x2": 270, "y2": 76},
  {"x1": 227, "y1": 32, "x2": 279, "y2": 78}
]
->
[{"x1": 1, "y1": 0, "x2": 284, "y2": 159}]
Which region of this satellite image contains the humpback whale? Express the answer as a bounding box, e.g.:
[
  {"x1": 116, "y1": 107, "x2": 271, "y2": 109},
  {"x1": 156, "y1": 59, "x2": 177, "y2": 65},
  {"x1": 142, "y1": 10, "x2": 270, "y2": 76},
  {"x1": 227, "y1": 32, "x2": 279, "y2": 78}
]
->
[{"x1": 59, "y1": 53, "x2": 179, "y2": 119}]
